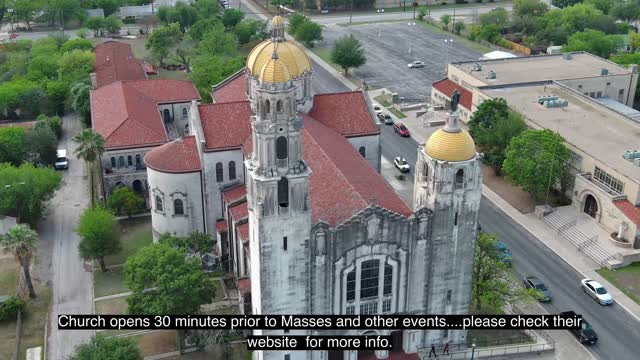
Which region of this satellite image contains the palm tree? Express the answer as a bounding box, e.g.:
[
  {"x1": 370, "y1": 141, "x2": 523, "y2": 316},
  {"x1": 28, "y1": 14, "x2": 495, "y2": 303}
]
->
[
  {"x1": 1, "y1": 224, "x2": 40, "y2": 298},
  {"x1": 73, "y1": 129, "x2": 105, "y2": 206}
]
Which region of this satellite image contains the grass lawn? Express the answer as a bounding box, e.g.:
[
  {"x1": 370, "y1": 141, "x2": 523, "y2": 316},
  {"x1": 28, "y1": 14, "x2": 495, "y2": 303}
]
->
[
  {"x1": 103, "y1": 218, "x2": 152, "y2": 267},
  {"x1": 202, "y1": 305, "x2": 238, "y2": 315},
  {"x1": 597, "y1": 263, "x2": 640, "y2": 305},
  {"x1": 0, "y1": 257, "x2": 18, "y2": 295},
  {"x1": 467, "y1": 328, "x2": 533, "y2": 348},
  {"x1": 388, "y1": 107, "x2": 407, "y2": 119},
  {"x1": 133, "y1": 330, "x2": 178, "y2": 357},
  {"x1": 95, "y1": 296, "x2": 129, "y2": 315},
  {"x1": 151, "y1": 69, "x2": 190, "y2": 81},
  {"x1": 94, "y1": 268, "x2": 129, "y2": 298},
  {"x1": 374, "y1": 94, "x2": 392, "y2": 107},
  {"x1": 311, "y1": 47, "x2": 341, "y2": 72},
  {"x1": 418, "y1": 20, "x2": 494, "y2": 54}
]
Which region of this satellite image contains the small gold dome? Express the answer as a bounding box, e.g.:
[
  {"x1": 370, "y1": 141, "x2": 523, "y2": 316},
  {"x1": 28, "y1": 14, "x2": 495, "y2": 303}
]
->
[
  {"x1": 425, "y1": 129, "x2": 476, "y2": 162},
  {"x1": 272, "y1": 16, "x2": 284, "y2": 26},
  {"x1": 259, "y1": 57, "x2": 292, "y2": 83},
  {"x1": 246, "y1": 41, "x2": 312, "y2": 80}
]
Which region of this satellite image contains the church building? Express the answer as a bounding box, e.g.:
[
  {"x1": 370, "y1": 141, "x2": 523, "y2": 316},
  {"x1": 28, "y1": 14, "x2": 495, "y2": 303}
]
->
[{"x1": 143, "y1": 16, "x2": 482, "y2": 360}]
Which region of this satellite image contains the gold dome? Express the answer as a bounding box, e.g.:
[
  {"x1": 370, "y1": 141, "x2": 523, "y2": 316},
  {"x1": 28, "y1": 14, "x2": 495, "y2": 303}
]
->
[
  {"x1": 272, "y1": 16, "x2": 284, "y2": 26},
  {"x1": 246, "y1": 41, "x2": 312, "y2": 81},
  {"x1": 259, "y1": 57, "x2": 292, "y2": 83},
  {"x1": 425, "y1": 129, "x2": 476, "y2": 162}
]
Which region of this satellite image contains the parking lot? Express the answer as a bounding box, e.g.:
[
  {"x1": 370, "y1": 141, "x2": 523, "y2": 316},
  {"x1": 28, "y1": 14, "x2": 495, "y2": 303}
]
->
[{"x1": 317, "y1": 22, "x2": 483, "y2": 100}]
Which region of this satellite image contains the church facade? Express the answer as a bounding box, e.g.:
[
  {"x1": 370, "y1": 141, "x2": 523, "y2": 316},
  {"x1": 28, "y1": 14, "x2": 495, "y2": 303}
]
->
[{"x1": 143, "y1": 16, "x2": 482, "y2": 360}]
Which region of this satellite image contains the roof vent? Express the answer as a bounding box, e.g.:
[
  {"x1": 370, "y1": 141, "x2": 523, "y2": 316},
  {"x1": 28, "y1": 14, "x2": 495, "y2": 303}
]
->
[
  {"x1": 472, "y1": 63, "x2": 482, "y2": 71},
  {"x1": 538, "y1": 95, "x2": 559, "y2": 104},
  {"x1": 487, "y1": 70, "x2": 496, "y2": 79},
  {"x1": 563, "y1": 53, "x2": 572, "y2": 60},
  {"x1": 542, "y1": 97, "x2": 568, "y2": 108},
  {"x1": 634, "y1": 158, "x2": 640, "y2": 167},
  {"x1": 623, "y1": 150, "x2": 640, "y2": 160},
  {"x1": 601, "y1": 68, "x2": 609, "y2": 76}
]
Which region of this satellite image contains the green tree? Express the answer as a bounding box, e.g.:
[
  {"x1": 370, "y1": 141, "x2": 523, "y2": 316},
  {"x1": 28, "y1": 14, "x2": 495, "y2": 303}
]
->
[
  {"x1": 35, "y1": 114, "x2": 63, "y2": 139},
  {"x1": 287, "y1": 13, "x2": 306, "y2": 35},
  {"x1": 468, "y1": 98, "x2": 509, "y2": 135},
  {"x1": 85, "y1": 16, "x2": 104, "y2": 37},
  {"x1": 417, "y1": 6, "x2": 428, "y2": 21},
  {"x1": 69, "y1": 335, "x2": 143, "y2": 360},
  {"x1": 124, "y1": 243, "x2": 215, "y2": 315},
  {"x1": 31, "y1": 37, "x2": 59, "y2": 57},
  {"x1": 189, "y1": 17, "x2": 223, "y2": 41},
  {"x1": 584, "y1": 0, "x2": 614, "y2": 14},
  {"x1": 0, "y1": 127, "x2": 27, "y2": 166},
  {"x1": 73, "y1": 129, "x2": 105, "y2": 206},
  {"x1": 45, "y1": 80, "x2": 69, "y2": 115},
  {"x1": 293, "y1": 20, "x2": 323, "y2": 48},
  {"x1": 503, "y1": 129, "x2": 570, "y2": 200},
  {"x1": 103, "y1": 15, "x2": 122, "y2": 34},
  {"x1": 76, "y1": 28, "x2": 88, "y2": 38},
  {"x1": 159, "y1": 231, "x2": 215, "y2": 259},
  {"x1": 609, "y1": 0, "x2": 640, "y2": 21},
  {"x1": 0, "y1": 163, "x2": 62, "y2": 226},
  {"x1": 146, "y1": 22, "x2": 183, "y2": 66},
  {"x1": 28, "y1": 54, "x2": 61, "y2": 80},
  {"x1": 234, "y1": 18, "x2": 260, "y2": 45},
  {"x1": 0, "y1": 79, "x2": 41, "y2": 116},
  {"x1": 70, "y1": 81, "x2": 92, "y2": 124},
  {"x1": 77, "y1": 206, "x2": 120, "y2": 272},
  {"x1": 106, "y1": 187, "x2": 145, "y2": 218},
  {"x1": 60, "y1": 38, "x2": 94, "y2": 53},
  {"x1": 57, "y1": 49, "x2": 96, "y2": 84},
  {"x1": 454, "y1": 21, "x2": 465, "y2": 35},
  {"x1": 479, "y1": 7, "x2": 509, "y2": 32},
  {"x1": 197, "y1": 23, "x2": 238, "y2": 56},
  {"x1": 174, "y1": 37, "x2": 196, "y2": 72},
  {"x1": 610, "y1": 51, "x2": 640, "y2": 65},
  {"x1": 194, "y1": 0, "x2": 220, "y2": 16},
  {"x1": 0, "y1": 224, "x2": 39, "y2": 298},
  {"x1": 330, "y1": 34, "x2": 366, "y2": 77},
  {"x1": 222, "y1": 8, "x2": 244, "y2": 29},
  {"x1": 472, "y1": 232, "x2": 536, "y2": 312},
  {"x1": 190, "y1": 55, "x2": 244, "y2": 102},
  {"x1": 563, "y1": 29, "x2": 623, "y2": 58},
  {"x1": 25, "y1": 125, "x2": 58, "y2": 166},
  {"x1": 513, "y1": 0, "x2": 548, "y2": 17},
  {"x1": 14, "y1": 0, "x2": 45, "y2": 31},
  {"x1": 18, "y1": 88, "x2": 48, "y2": 118},
  {"x1": 440, "y1": 14, "x2": 451, "y2": 31},
  {"x1": 95, "y1": 0, "x2": 121, "y2": 17},
  {"x1": 483, "y1": 113, "x2": 528, "y2": 174},
  {"x1": 551, "y1": 0, "x2": 582, "y2": 7}
]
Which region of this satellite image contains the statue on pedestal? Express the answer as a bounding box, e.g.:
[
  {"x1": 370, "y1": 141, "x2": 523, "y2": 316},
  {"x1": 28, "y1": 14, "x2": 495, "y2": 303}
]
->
[{"x1": 450, "y1": 89, "x2": 461, "y2": 112}]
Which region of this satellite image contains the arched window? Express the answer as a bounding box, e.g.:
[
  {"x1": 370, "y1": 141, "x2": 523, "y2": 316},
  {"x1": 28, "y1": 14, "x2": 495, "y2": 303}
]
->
[
  {"x1": 265, "y1": 100, "x2": 271, "y2": 114},
  {"x1": 229, "y1": 161, "x2": 236, "y2": 180},
  {"x1": 346, "y1": 271, "x2": 356, "y2": 301},
  {"x1": 118, "y1": 156, "x2": 125, "y2": 167},
  {"x1": 182, "y1": 108, "x2": 188, "y2": 117},
  {"x1": 276, "y1": 136, "x2": 288, "y2": 159},
  {"x1": 111, "y1": 157, "x2": 116, "y2": 168},
  {"x1": 135, "y1": 154, "x2": 141, "y2": 167},
  {"x1": 423, "y1": 163, "x2": 429, "y2": 178},
  {"x1": 455, "y1": 169, "x2": 464, "y2": 189},
  {"x1": 278, "y1": 177, "x2": 288, "y2": 207},
  {"x1": 174, "y1": 199, "x2": 184, "y2": 215},
  {"x1": 216, "y1": 162, "x2": 223, "y2": 182},
  {"x1": 360, "y1": 260, "x2": 380, "y2": 299},
  {"x1": 276, "y1": 100, "x2": 283, "y2": 112},
  {"x1": 359, "y1": 146, "x2": 366, "y2": 157},
  {"x1": 155, "y1": 195, "x2": 163, "y2": 212},
  {"x1": 127, "y1": 155, "x2": 133, "y2": 166}
]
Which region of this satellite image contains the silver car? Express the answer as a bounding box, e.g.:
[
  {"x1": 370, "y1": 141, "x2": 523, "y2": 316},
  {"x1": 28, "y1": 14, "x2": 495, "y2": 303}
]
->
[
  {"x1": 408, "y1": 61, "x2": 424, "y2": 68},
  {"x1": 581, "y1": 279, "x2": 613, "y2": 305}
]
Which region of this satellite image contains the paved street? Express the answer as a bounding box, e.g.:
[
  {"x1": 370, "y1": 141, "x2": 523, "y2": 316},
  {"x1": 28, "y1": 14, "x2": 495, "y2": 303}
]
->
[{"x1": 40, "y1": 114, "x2": 93, "y2": 360}]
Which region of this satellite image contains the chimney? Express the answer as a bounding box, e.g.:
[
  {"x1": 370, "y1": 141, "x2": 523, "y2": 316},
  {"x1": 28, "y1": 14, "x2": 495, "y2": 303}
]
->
[{"x1": 90, "y1": 72, "x2": 97, "y2": 90}]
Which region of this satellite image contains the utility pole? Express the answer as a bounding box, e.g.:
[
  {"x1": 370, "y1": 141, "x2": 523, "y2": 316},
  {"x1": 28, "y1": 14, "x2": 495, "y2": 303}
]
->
[
  {"x1": 452, "y1": 8, "x2": 455, "y2": 33},
  {"x1": 350, "y1": 0, "x2": 354, "y2": 24},
  {"x1": 413, "y1": 1, "x2": 416, "y2": 19},
  {"x1": 404, "y1": 0, "x2": 407, "y2": 12}
]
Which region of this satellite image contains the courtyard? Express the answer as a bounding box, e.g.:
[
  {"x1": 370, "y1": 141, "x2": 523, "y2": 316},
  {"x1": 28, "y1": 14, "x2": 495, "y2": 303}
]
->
[{"x1": 315, "y1": 22, "x2": 483, "y2": 100}]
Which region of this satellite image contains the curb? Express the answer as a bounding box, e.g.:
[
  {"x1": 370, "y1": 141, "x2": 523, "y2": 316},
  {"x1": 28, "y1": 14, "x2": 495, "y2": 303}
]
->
[{"x1": 481, "y1": 185, "x2": 640, "y2": 323}]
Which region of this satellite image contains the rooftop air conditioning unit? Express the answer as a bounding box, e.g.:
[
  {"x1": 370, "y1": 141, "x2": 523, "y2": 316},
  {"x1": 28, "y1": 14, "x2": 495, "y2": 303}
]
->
[
  {"x1": 472, "y1": 63, "x2": 482, "y2": 71},
  {"x1": 487, "y1": 70, "x2": 496, "y2": 79},
  {"x1": 624, "y1": 150, "x2": 634, "y2": 159},
  {"x1": 601, "y1": 68, "x2": 609, "y2": 76},
  {"x1": 634, "y1": 158, "x2": 640, "y2": 167}
]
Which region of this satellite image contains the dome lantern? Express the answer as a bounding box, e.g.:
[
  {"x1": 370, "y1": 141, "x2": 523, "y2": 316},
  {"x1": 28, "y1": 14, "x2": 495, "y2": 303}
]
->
[{"x1": 425, "y1": 110, "x2": 476, "y2": 162}]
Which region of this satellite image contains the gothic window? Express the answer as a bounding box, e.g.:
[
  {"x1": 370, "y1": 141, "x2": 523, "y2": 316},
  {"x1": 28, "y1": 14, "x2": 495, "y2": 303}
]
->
[
  {"x1": 359, "y1": 146, "x2": 366, "y2": 158},
  {"x1": 155, "y1": 195, "x2": 163, "y2": 212},
  {"x1": 276, "y1": 100, "x2": 283, "y2": 112},
  {"x1": 127, "y1": 155, "x2": 133, "y2": 166},
  {"x1": 346, "y1": 271, "x2": 356, "y2": 301},
  {"x1": 446, "y1": 290, "x2": 452, "y2": 305},
  {"x1": 383, "y1": 263, "x2": 392, "y2": 295},
  {"x1": 276, "y1": 137, "x2": 288, "y2": 159},
  {"x1": 454, "y1": 212, "x2": 458, "y2": 226},
  {"x1": 265, "y1": 100, "x2": 271, "y2": 114},
  {"x1": 423, "y1": 163, "x2": 429, "y2": 178},
  {"x1": 111, "y1": 157, "x2": 116, "y2": 168},
  {"x1": 382, "y1": 298, "x2": 392, "y2": 313},
  {"x1": 283, "y1": 237, "x2": 287, "y2": 251},
  {"x1": 455, "y1": 169, "x2": 464, "y2": 189},
  {"x1": 118, "y1": 156, "x2": 125, "y2": 167},
  {"x1": 229, "y1": 161, "x2": 236, "y2": 180},
  {"x1": 182, "y1": 108, "x2": 188, "y2": 117},
  {"x1": 278, "y1": 177, "x2": 289, "y2": 207},
  {"x1": 174, "y1": 199, "x2": 184, "y2": 215},
  {"x1": 216, "y1": 162, "x2": 223, "y2": 182},
  {"x1": 135, "y1": 154, "x2": 141, "y2": 167},
  {"x1": 360, "y1": 260, "x2": 380, "y2": 299}
]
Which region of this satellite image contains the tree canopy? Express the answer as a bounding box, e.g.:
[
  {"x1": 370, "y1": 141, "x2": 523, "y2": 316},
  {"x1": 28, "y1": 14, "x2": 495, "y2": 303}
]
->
[
  {"x1": 77, "y1": 206, "x2": 120, "y2": 272},
  {"x1": 106, "y1": 187, "x2": 145, "y2": 218},
  {"x1": 331, "y1": 35, "x2": 366, "y2": 77},
  {"x1": 563, "y1": 29, "x2": 623, "y2": 58},
  {"x1": 69, "y1": 335, "x2": 143, "y2": 360},
  {"x1": 146, "y1": 23, "x2": 183, "y2": 66}
]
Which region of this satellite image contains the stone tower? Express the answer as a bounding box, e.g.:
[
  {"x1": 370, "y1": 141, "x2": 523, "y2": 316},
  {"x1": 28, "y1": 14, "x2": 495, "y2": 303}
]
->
[
  {"x1": 413, "y1": 110, "x2": 483, "y2": 346},
  {"x1": 244, "y1": 16, "x2": 313, "y2": 360}
]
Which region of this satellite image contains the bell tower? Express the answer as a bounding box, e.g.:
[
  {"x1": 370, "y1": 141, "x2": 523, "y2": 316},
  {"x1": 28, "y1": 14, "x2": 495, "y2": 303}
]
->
[{"x1": 413, "y1": 104, "x2": 482, "y2": 347}]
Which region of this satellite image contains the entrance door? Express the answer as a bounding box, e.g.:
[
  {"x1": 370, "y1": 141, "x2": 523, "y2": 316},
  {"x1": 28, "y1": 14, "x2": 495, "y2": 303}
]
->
[{"x1": 584, "y1": 195, "x2": 598, "y2": 218}]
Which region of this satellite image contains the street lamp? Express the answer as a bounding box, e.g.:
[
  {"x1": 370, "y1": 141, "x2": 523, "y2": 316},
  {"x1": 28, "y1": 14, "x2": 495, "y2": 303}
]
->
[
  {"x1": 350, "y1": 0, "x2": 355, "y2": 24},
  {"x1": 471, "y1": 342, "x2": 477, "y2": 360},
  {"x1": 444, "y1": 38, "x2": 454, "y2": 71},
  {"x1": 408, "y1": 22, "x2": 416, "y2": 54}
]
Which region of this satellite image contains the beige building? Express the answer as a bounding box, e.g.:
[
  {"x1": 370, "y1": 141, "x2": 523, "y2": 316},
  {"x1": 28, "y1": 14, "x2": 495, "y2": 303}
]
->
[{"x1": 478, "y1": 82, "x2": 640, "y2": 249}]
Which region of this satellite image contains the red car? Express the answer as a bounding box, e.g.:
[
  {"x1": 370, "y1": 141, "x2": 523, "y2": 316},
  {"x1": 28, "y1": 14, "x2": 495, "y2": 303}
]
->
[{"x1": 393, "y1": 123, "x2": 410, "y2": 137}]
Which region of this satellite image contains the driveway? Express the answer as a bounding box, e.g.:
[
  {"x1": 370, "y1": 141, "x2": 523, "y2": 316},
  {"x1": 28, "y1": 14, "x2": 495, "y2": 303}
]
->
[
  {"x1": 40, "y1": 113, "x2": 94, "y2": 360},
  {"x1": 317, "y1": 22, "x2": 482, "y2": 100}
]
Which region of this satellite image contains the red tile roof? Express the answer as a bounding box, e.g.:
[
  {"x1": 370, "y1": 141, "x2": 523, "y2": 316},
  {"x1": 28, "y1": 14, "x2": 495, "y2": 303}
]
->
[
  {"x1": 310, "y1": 91, "x2": 379, "y2": 137},
  {"x1": 144, "y1": 136, "x2": 201, "y2": 173},
  {"x1": 94, "y1": 41, "x2": 146, "y2": 88},
  {"x1": 91, "y1": 80, "x2": 200, "y2": 149},
  {"x1": 237, "y1": 222, "x2": 249, "y2": 242},
  {"x1": 223, "y1": 185, "x2": 247, "y2": 205},
  {"x1": 198, "y1": 101, "x2": 253, "y2": 151},
  {"x1": 230, "y1": 201, "x2": 248, "y2": 222},
  {"x1": 212, "y1": 71, "x2": 247, "y2": 103},
  {"x1": 238, "y1": 277, "x2": 251, "y2": 295},
  {"x1": 432, "y1": 78, "x2": 472, "y2": 110},
  {"x1": 216, "y1": 219, "x2": 228, "y2": 232},
  {"x1": 613, "y1": 199, "x2": 640, "y2": 226}
]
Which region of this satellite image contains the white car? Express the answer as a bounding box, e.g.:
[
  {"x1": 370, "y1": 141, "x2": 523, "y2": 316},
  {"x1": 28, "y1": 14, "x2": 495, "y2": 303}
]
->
[
  {"x1": 408, "y1": 61, "x2": 424, "y2": 68},
  {"x1": 394, "y1": 157, "x2": 410, "y2": 173},
  {"x1": 55, "y1": 149, "x2": 69, "y2": 170},
  {"x1": 581, "y1": 279, "x2": 613, "y2": 305},
  {"x1": 373, "y1": 105, "x2": 383, "y2": 114}
]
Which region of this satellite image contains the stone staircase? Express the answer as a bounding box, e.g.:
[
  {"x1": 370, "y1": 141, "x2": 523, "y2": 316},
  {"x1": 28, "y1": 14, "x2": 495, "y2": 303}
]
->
[
  {"x1": 417, "y1": 111, "x2": 445, "y2": 127},
  {"x1": 542, "y1": 209, "x2": 618, "y2": 268}
]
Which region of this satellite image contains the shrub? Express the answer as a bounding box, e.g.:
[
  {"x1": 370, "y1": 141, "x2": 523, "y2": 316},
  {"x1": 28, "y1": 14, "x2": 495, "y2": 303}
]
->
[{"x1": 0, "y1": 296, "x2": 25, "y2": 322}]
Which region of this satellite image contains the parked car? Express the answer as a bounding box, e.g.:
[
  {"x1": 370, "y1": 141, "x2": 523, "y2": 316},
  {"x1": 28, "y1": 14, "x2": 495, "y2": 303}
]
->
[
  {"x1": 581, "y1": 279, "x2": 613, "y2": 305},
  {"x1": 561, "y1": 311, "x2": 598, "y2": 345},
  {"x1": 495, "y1": 240, "x2": 512, "y2": 266},
  {"x1": 408, "y1": 61, "x2": 425, "y2": 68},
  {"x1": 393, "y1": 123, "x2": 410, "y2": 137},
  {"x1": 394, "y1": 157, "x2": 410, "y2": 172},
  {"x1": 377, "y1": 112, "x2": 393, "y2": 125},
  {"x1": 373, "y1": 105, "x2": 383, "y2": 114},
  {"x1": 55, "y1": 149, "x2": 69, "y2": 170},
  {"x1": 523, "y1": 276, "x2": 552, "y2": 302}
]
